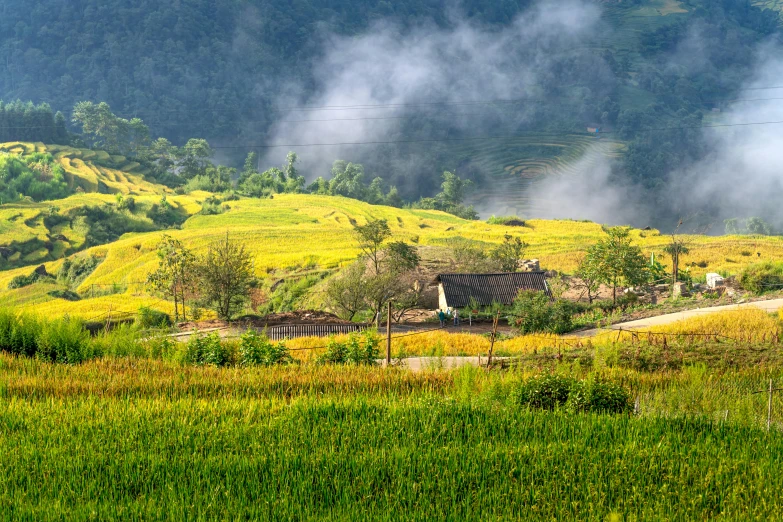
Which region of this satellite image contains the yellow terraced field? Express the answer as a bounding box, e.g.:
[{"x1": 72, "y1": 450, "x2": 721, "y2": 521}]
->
[
  {"x1": 0, "y1": 142, "x2": 168, "y2": 195},
  {"x1": 1, "y1": 191, "x2": 783, "y2": 318}
]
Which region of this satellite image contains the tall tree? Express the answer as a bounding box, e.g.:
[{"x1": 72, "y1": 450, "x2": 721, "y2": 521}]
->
[
  {"x1": 585, "y1": 227, "x2": 649, "y2": 305},
  {"x1": 198, "y1": 233, "x2": 255, "y2": 320},
  {"x1": 146, "y1": 235, "x2": 197, "y2": 322}
]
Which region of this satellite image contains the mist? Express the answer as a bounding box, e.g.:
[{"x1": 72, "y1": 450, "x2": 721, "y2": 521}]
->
[
  {"x1": 257, "y1": 0, "x2": 609, "y2": 198},
  {"x1": 668, "y1": 45, "x2": 783, "y2": 229}
]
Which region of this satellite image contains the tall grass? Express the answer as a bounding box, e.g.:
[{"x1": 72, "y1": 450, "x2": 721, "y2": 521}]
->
[{"x1": 3, "y1": 357, "x2": 783, "y2": 520}]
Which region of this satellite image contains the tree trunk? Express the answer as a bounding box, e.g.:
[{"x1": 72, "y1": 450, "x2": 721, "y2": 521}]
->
[{"x1": 612, "y1": 276, "x2": 617, "y2": 306}]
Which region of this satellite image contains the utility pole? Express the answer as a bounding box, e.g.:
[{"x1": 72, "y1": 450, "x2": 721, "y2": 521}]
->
[
  {"x1": 386, "y1": 301, "x2": 392, "y2": 366},
  {"x1": 486, "y1": 311, "x2": 500, "y2": 369}
]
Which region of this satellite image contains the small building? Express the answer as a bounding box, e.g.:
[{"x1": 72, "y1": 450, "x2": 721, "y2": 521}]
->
[{"x1": 436, "y1": 272, "x2": 551, "y2": 311}]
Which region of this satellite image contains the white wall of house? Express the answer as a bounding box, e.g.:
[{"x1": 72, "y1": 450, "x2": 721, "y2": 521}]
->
[{"x1": 438, "y1": 284, "x2": 448, "y2": 311}]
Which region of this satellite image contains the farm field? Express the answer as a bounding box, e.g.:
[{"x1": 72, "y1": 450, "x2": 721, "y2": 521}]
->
[
  {"x1": 3, "y1": 352, "x2": 783, "y2": 520},
  {"x1": 3, "y1": 190, "x2": 783, "y2": 318}
]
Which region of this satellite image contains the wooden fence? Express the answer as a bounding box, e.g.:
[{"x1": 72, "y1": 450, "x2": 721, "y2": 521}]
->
[{"x1": 266, "y1": 323, "x2": 368, "y2": 341}]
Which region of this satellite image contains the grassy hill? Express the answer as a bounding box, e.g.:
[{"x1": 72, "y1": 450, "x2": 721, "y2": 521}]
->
[{"x1": 1, "y1": 184, "x2": 783, "y2": 318}]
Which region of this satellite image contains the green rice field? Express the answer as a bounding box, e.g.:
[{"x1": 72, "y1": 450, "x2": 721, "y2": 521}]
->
[{"x1": 2, "y1": 356, "x2": 783, "y2": 520}]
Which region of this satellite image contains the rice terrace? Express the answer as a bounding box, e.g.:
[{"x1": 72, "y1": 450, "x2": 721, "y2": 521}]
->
[{"x1": 5, "y1": 0, "x2": 783, "y2": 520}]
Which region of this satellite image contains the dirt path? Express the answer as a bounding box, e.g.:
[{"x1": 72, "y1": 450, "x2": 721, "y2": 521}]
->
[{"x1": 575, "y1": 298, "x2": 783, "y2": 337}]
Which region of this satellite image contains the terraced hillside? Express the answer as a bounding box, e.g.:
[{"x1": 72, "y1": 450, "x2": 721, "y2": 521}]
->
[
  {"x1": 0, "y1": 142, "x2": 167, "y2": 196},
  {"x1": 2, "y1": 189, "x2": 783, "y2": 320},
  {"x1": 465, "y1": 137, "x2": 625, "y2": 217},
  {"x1": 0, "y1": 142, "x2": 199, "y2": 269}
]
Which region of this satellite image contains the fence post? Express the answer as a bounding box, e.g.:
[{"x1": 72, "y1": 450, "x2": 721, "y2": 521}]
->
[
  {"x1": 386, "y1": 301, "x2": 392, "y2": 366},
  {"x1": 768, "y1": 378, "x2": 774, "y2": 432},
  {"x1": 487, "y1": 311, "x2": 500, "y2": 369}
]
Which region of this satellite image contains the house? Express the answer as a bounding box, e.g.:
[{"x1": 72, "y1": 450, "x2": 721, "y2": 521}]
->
[{"x1": 436, "y1": 272, "x2": 551, "y2": 311}]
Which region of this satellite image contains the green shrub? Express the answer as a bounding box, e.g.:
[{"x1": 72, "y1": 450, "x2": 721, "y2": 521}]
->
[
  {"x1": 136, "y1": 307, "x2": 172, "y2": 329},
  {"x1": 0, "y1": 309, "x2": 40, "y2": 357},
  {"x1": 318, "y1": 330, "x2": 379, "y2": 365},
  {"x1": 566, "y1": 376, "x2": 632, "y2": 414},
  {"x1": 58, "y1": 255, "x2": 102, "y2": 285},
  {"x1": 92, "y1": 324, "x2": 144, "y2": 358},
  {"x1": 511, "y1": 373, "x2": 574, "y2": 410},
  {"x1": 511, "y1": 291, "x2": 574, "y2": 334},
  {"x1": 36, "y1": 318, "x2": 92, "y2": 364},
  {"x1": 47, "y1": 290, "x2": 81, "y2": 301},
  {"x1": 8, "y1": 271, "x2": 46, "y2": 289},
  {"x1": 239, "y1": 329, "x2": 293, "y2": 366},
  {"x1": 738, "y1": 261, "x2": 783, "y2": 294},
  {"x1": 181, "y1": 332, "x2": 230, "y2": 366},
  {"x1": 511, "y1": 373, "x2": 632, "y2": 414}
]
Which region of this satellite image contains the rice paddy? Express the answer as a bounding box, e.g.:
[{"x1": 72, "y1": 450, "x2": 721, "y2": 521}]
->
[
  {"x1": 1, "y1": 189, "x2": 783, "y2": 318},
  {"x1": 3, "y1": 351, "x2": 783, "y2": 520}
]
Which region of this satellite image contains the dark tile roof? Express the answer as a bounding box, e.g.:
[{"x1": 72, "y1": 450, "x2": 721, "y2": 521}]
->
[{"x1": 437, "y1": 272, "x2": 551, "y2": 308}]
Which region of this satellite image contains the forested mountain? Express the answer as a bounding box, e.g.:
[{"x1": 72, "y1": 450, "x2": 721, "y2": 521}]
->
[{"x1": 1, "y1": 0, "x2": 782, "y2": 228}]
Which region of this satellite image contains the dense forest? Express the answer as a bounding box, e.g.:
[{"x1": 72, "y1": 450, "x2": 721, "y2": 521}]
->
[{"x1": 0, "y1": 0, "x2": 781, "y2": 227}]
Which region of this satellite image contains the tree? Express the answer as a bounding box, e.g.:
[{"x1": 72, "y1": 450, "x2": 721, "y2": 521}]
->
[
  {"x1": 329, "y1": 161, "x2": 366, "y2": 200},
  {"x1": 490, "y1": 234, "x2": 527, "y2": 272},
  {"x1": 663, "y1": 220, "x2": 690, "y2": 285},
  {"x1": 324, "y1": 262, "x2": 368, "y2": 321},
  {"x1": 574, "y1": 255, "x2": 602, "y2": 304},
  {"x1": 198, "y1": 233, "x2": 255, "y2": 320},
  {"x1": 584, "y1": 227, "x2": 649, "y2": 305},
  {"x1": 439, "y1": 170, "x2": 472, "y2": 206},
  {"x1": 177, "y1": 138, "x2": 213, "y2": 179},
  {"x1": 354, "y1": 219, "x2": 392, "y2": 275},
  {"x1": 449, "y1": 239, "x2": 501, "y2": 273},
  {"x1": 146, "y1": 235, "x2": 197, "y2": 322}
]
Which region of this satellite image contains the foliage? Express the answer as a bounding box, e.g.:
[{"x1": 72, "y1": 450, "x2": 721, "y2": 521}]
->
[
  {"x1": 135, "y1": 306, "x2": 172, "y2": 329},
  {"x1": 0, "y1": 152, "x2": 70, "y2": 203},
  {"x1": 146, "y1": 235, "x2": 197, "y2": 322},
  {"x1": 239, "y1": 329, "x2": 293, "y2": 366},
  {"x1": 35, "y1": 317, "x2": 92, "y2": 364},
  {"x1": 584, "y1": 227, "x2": 649, "y2": 304},
  {"x1": 58, "y1": 254, "x2": 102, "y2": 286},
  {"x1": 325, "y1": 262, "x2": 368, "y2": 321},
  {"x1": 318, "y1": 330, "x2": 380, "y2": 365},
  {"x1": 414, "y1": 171, "x2": 479, "y2": 220},
  {"x1": 490, "y1": 234, "x2": 527, "y2": 272},
  {"x1": 725, "y1": 217, "x2": 776, "y2": 236},
  {"x1": 738, "y1": 262, "x2": 783, "y2": 294},
  {"x1": 511, "y1": 290, "x2": 575, "y2": 335},
  {"x1": 180, "y1": 332, "x2": 231, "y2": 366},
  {"x1": 8, "y1": 270, "x2": 48, "y2": 289},
  {"x1": 566, "y1": 376, "x2": 632, "y2": 414},
  {"x1": 198, "y1": 234, "x2": 255, "y2": 320},
  {"x1": 0, "y1": 100, "x2": 68, "y2": 144},
  {"x1": 511, "y1": 373, "x2": 574, "y2": 410},
  {"x1": 72, "y1": 101, "x2": 150, "y2": 156}
]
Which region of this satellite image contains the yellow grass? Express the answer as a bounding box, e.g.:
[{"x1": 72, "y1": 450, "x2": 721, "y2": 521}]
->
[
  {"x1": 3, "y1": 142, "x2": 783, "y2": 317},
  {"x1": 284, "y1": 308, "x2": 782, "y2": 360}
]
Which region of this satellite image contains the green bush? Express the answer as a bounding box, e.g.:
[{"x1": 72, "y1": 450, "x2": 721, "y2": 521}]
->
[
  {"x1": 318, "y1": 331, "x2": 379, "y2": 365},
  {"x1": 239, "y1": 330, "x2": 293, "y2": 366},
  {"x1": 58, "y1": 255, "x2": 102, "y2": 285},
  {"x1": 92, "y1": 324, "x2": 145, "y2": 358},
  {"x1": 511, "y1": 373, "x2": 574, "y2": 410},
  {"x1": 738, "y1": 262, "x2": 783, "y2": 294},
  {"x1": 511, "y1": 373, "x2": 632, "y2": 414},
  {"x1": 136, "y1": 307, "x2": 172, "y2": 329},
  {"x1": 0, "y1": 309, "x2": 40, "y2": 357},
  {"x1": 8, "y1": 271, "x2": 47, "y2": 289},
  {"x1": 566, "y1": 376, "x2": 632, "y2": 414},
  {"x1": 511, "y1": 291, "x2": 574, "y2": 334},
  {"x1": 36, "y1": 318, "x2": 92, "y2": 364},
  {"x1": 181, "y1": 332, "x2": 231, "y2": 366}
]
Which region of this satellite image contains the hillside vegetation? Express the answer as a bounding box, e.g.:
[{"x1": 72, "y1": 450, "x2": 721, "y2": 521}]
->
[{"x1": 0, "y1": 164, "x2": 782, "y2": 319}]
